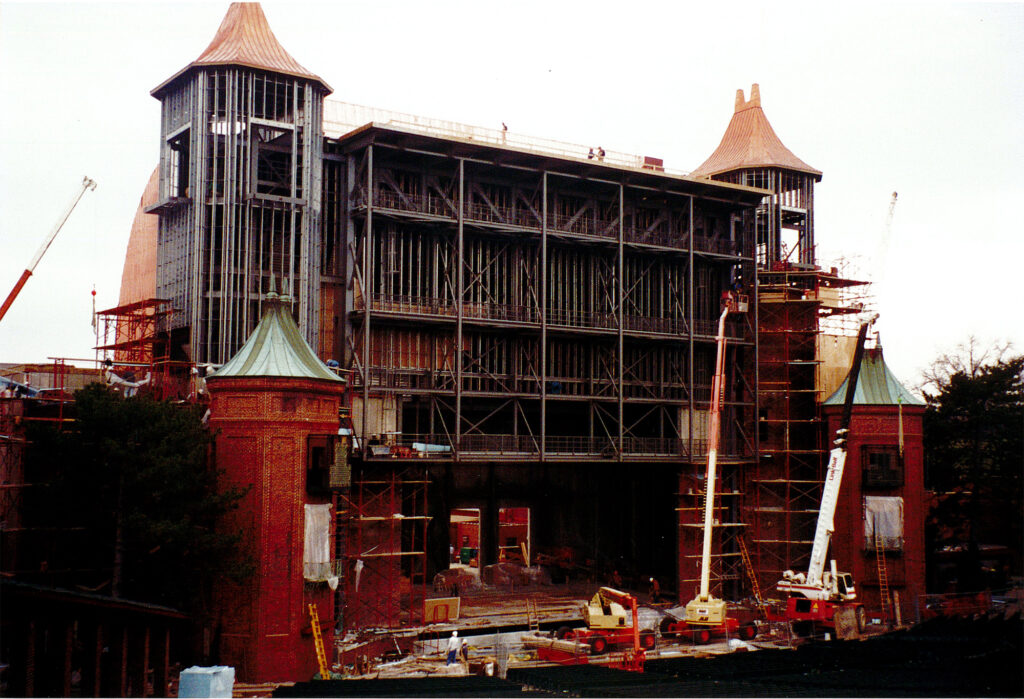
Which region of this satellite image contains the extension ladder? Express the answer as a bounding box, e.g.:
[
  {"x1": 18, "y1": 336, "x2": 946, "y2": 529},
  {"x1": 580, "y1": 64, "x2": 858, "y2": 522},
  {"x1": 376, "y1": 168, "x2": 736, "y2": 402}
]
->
[
  {"x1": 526, "y1": 598, "x2": 541, "y2": 633},
  {"x1": 874, "y1": 534, "x2": 892, "y2": 626},
  {"x1": 309, "y1": 604, "x2": 330, "y2": 679},
  {"x1": 737, "y1": 535, "x2": 767, "y2": 618}
]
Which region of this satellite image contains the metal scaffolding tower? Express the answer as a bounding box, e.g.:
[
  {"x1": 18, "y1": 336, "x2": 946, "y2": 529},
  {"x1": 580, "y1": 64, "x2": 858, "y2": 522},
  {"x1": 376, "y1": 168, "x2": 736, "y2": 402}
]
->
[{"x1": 336, "y1": 465, "x2": 430, "y2": 631}]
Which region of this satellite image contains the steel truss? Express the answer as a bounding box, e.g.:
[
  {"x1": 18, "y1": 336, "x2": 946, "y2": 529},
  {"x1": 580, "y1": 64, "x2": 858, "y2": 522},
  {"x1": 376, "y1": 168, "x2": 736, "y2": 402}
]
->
[{"x1": 337, "y1": 138, "x2": 757, "y2": 465}]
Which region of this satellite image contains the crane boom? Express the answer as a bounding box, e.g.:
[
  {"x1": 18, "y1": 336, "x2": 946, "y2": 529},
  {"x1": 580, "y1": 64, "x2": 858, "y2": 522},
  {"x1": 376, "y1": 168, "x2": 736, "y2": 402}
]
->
[
  {"x1": 777, "y1": 316, "x2": 875, "y2": 604},
  {"x1": 804, "y1": 318, "x2": 873, "y2": 587},
  {"x1": 0, "y1": 176, "x2": 97, "y2": 323}
]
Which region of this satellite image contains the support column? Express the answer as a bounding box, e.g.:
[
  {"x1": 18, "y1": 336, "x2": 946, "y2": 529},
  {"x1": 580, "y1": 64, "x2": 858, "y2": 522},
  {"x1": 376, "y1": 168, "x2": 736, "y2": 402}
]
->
[
  {"x1": 24, "y1": 619, "x2": 36, "y2": 698},
  {"x1": 128, "y1": 625, "x2": 150, "y2": 698},
  {"x1": 540, "y1": 173, "x2": 548, "y2": 461},
  {"x1": 455, "y1": 159, "x2": 464, "y2": 457},
  {"x1": 60, "y1": 618, "x2": 74, "y2": 698},
  {"x1": 617, "y1": 183, "x2": 624, "y2": 460},
  {"x1": 361, "y1": 145, "x2": 373, "y2": 449},
  {"x1": 102, "y1": 624, "x2": 128, "y2": 699},
  {"x1": 478, "y1": 464, "x2": 500, "y2": 569},
  {"x1": 81, "y1": 620, "x2": 103, "y2": 698}
]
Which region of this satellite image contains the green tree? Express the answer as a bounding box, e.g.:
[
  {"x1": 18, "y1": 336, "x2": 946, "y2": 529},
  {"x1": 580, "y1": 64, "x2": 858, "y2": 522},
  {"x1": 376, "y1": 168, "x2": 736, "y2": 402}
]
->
[
  {"x1": 921, "y1": 339, "x2": 1023, "y2": 591},
  {"x1": 26, "y1": 383, "x2": 251, "y2": 614}
]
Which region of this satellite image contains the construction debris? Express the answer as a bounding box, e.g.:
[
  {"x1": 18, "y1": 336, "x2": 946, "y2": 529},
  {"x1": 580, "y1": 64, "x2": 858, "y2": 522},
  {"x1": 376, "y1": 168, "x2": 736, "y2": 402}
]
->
[{"x1": 520, "y1": 632, "x2": 590, "y2": 655}]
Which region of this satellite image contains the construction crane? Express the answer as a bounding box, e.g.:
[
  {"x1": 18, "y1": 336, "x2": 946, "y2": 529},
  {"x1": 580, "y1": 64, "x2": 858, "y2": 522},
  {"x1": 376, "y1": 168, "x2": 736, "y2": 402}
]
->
[
  {"x1": 775, "y1": 315, "x2": 876, "y2": 637},
  {"x1": 661, "y1": 291, "x2": 756, "y2": 644},
  {"x1": 0, "y1": 176, "x2": 97, "y2": 323}
]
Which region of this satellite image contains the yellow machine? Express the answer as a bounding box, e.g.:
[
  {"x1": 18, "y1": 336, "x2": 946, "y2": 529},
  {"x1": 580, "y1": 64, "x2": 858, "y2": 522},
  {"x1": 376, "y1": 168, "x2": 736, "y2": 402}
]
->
[
  {"x1": 558, "y1": 587, "x2": 656, "y2": 656},
  {"x1": 582, "y1": 587, "x2": 631, "y2": 629}
]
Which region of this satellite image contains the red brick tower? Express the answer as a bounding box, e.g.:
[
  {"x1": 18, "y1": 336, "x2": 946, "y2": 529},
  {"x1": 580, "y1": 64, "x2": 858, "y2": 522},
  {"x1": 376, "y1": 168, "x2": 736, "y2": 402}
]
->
[
  {"x1": 206, "y1": 286, "x2": 345, "y2": 682},
  {"x1": 823, "y1": 345, "x2": 925, "y2": 625}
]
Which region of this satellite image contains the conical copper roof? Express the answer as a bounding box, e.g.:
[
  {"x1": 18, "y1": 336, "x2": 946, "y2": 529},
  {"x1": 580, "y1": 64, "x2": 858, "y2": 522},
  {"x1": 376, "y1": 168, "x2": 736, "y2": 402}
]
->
[
  {"x1": 209, "y1": 286, "x2": 343, "y2": 382},
  {"x1": 152, "y1": 3, "x2": 331, "y2": 97},
  {"x1": 692, "y1": 84, "x2": 820, "y2": 179}
]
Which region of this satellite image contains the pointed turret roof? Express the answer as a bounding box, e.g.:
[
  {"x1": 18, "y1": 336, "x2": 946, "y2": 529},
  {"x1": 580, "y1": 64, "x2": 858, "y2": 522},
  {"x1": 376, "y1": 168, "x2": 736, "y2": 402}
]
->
[
  {"x1": 823, "y1": 346, "x2": 923, "y2": 407},
  {"x1": 152, "y1": 3, "x2": 331, "y2": 97},
  {"x1": 692, "y1": 84, "x2": 821, "y2": 179},
  {"x1": 209, "y1": 285, "x2": 343, "y2": 382}
]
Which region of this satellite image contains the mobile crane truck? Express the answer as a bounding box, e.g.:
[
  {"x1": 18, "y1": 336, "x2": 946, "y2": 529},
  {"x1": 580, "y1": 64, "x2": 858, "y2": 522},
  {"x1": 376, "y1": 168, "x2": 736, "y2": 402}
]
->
[{"x1": 773, "y1": 316, "x2": 876, "y2": 639}]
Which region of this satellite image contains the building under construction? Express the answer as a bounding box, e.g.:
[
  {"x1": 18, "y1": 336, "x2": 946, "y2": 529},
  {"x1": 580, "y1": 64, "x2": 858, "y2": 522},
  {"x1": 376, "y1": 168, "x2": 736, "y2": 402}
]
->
[
  {"x1": 134, "y1": 2, "x2": 768, "y2": 622},
  {"x1": 0, "y1": 3, "x2": 930, "y2": 683}
]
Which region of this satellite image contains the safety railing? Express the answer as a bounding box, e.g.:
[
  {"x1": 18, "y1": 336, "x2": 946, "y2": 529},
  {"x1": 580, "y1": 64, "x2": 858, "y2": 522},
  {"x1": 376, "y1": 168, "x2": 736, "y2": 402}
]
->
[
  {"x1": 323, "y1": 100, "x2": 691, "y2": 176},
  {"x1": 365, "y1": 294, "x2": 457, "y2": 317},
  {"x1": 355, "y1": 430, "x2": 750, "y2": 460}
]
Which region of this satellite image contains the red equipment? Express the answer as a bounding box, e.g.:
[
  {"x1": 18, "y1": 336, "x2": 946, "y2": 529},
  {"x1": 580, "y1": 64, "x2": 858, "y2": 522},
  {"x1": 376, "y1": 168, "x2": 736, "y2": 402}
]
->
[{"x1": 556, "y1": 587, "x2": 656, "y2": 662}]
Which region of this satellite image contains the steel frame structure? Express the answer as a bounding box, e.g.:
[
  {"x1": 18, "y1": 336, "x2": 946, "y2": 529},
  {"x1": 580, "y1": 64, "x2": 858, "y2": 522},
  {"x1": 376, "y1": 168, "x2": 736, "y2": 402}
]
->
[
  {"x1": 331, "y1": 131, "x2": 758, "y2": 464},
  {"x1": 324, "y1": 126, "x2": 761, "y2": 597},
  {"x1": 150, "y1": 67, "x2": 327, "y2": 365},
  {"x1": 715, "y1": 168, "x2": 817, "y2": 268}
]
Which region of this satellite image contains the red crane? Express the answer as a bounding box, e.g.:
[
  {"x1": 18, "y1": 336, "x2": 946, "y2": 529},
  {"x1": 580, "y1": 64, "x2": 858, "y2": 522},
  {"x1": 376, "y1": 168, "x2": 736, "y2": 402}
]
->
[{"x1": 0, "y1": 176, "x2": 97, "y2": 323}]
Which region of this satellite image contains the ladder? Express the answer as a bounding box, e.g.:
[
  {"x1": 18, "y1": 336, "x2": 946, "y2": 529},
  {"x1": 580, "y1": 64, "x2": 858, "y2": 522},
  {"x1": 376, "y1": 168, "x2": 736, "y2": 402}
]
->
[
  {"x1": 309, "y1": 604, "x2": 331, "y2": 679},
  {"x1": 737, "y1": 535, "x2": 767, "y2": 618},
  {"x1": 874, "y1": 534, "x2": 892, "y2": 627},
  {"x1": 525, "y1": 598, "x2": 540, "y2": 633}
]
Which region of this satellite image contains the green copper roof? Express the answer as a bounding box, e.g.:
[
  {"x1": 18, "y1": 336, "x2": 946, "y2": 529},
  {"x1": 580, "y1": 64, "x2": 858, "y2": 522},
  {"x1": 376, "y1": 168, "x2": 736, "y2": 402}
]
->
[
  {"x1": 209, "y1": 291, "x2": 343, "y2": 382},
  {"x1": 824, "y1": 347, "x2": 923, "y2": 406}
]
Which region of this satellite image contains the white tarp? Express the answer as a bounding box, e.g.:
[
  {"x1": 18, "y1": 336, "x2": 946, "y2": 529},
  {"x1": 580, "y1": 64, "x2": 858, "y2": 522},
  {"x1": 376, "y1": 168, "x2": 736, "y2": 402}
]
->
[
  {"x1": 303, "y1": 503, "x2": 332, "y2": 581},
  {"x1": 864, "y1": 496, "x2": 903, "y2": 550}
]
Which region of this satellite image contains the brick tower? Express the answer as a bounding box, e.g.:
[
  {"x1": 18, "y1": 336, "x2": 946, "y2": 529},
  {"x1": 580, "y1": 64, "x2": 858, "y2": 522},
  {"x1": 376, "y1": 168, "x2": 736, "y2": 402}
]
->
[
  {"x1": 206, "y1": 285, "x2": 345, "y2": 682},
  {"x1": 823, "y1": 345, "x2": 926, "y2": 625}
]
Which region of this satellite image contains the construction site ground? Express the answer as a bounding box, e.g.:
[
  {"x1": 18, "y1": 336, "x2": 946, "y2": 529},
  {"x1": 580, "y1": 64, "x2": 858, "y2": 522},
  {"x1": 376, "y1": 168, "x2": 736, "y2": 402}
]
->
[
  {"x1": 264, "y1": 610, "x2": 1022, "y2": 697},
  {"x1": 232, "y1": 579, "x2": 876, "y2": 696},
  {"x1": 228, "y1": 585, "x2": 1024, "y2": 696}
]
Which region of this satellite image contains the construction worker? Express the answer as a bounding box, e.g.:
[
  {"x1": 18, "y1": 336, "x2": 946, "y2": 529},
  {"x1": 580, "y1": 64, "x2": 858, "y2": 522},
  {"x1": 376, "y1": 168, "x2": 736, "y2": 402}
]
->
[
  {"x1": 446, "y1": 631, "x2": 459, "y2": 665},
  {"x1": 649, "y1": 577, "x2": 661, "y2": 603}
]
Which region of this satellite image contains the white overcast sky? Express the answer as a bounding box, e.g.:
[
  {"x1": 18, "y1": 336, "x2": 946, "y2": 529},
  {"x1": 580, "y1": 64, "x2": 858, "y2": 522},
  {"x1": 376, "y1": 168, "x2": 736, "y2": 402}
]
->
[{"x1": 1, "y1": 1, "x2": 1022, "y2": 388}]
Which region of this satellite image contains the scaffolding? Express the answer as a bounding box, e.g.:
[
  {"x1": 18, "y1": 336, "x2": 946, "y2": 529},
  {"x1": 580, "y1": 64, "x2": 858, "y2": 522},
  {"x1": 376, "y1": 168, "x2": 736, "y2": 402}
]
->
[
  {"x1": 747, "y1": 266, "x2": 868, "y2": 594},
  {"x1": 335, "y1": 465, "x2": 430, "y2": 632},
  {"x1": 94, "y1": 298, "x2": 196, "y2": 401}
]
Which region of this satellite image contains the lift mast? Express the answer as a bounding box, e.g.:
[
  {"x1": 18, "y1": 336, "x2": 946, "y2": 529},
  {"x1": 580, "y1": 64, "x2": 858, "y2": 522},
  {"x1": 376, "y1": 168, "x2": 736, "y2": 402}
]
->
[{"x1": 684, "y1": 292, "x2": 743, "y2": 627}]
